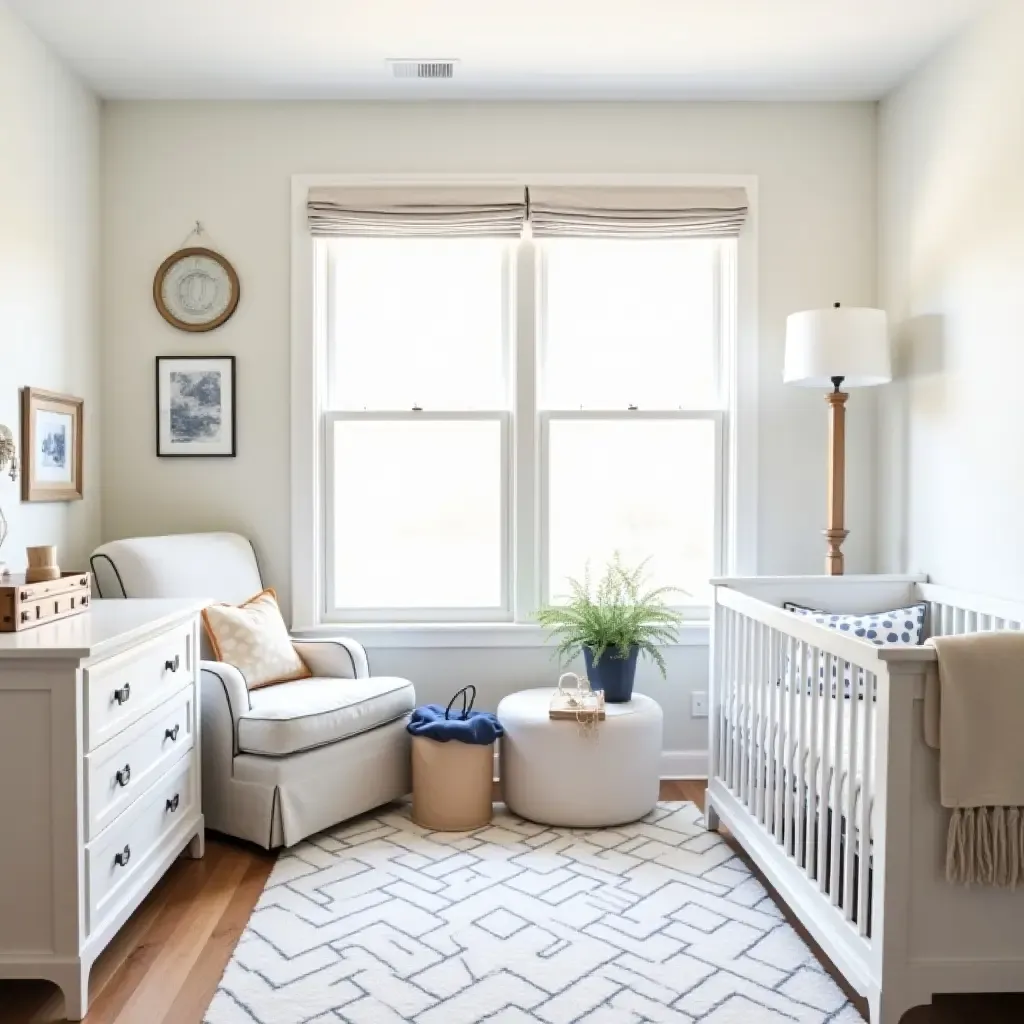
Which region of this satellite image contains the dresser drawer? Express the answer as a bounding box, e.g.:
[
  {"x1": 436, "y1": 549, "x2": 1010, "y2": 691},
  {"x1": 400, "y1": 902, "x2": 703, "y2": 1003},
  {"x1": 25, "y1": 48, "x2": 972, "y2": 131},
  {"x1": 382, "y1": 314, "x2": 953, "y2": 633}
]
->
[
  {"x1": 84, "y1": 689, "x2": 195, "y2": 841},
  {"x1": 86, "y1": 754, "x2": 196, "y2": 933},
  {"x1": 85, "y1": 623, "x2": 193, "y2": 751}
]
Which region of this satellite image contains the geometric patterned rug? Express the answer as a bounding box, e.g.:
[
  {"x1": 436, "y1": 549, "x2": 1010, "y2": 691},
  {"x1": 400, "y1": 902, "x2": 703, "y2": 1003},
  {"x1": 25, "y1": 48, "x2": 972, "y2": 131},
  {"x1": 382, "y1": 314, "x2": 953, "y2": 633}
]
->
[{"x1": 205, "y1": 803, "x2": 864, "y2": 1023}]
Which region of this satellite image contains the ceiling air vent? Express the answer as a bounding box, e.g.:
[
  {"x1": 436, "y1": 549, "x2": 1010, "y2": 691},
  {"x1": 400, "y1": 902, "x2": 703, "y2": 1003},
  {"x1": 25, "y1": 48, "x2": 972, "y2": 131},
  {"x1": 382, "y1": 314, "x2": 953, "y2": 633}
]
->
[{"x1": 388, "y1": 59, "x2": 457, "y2": 80}]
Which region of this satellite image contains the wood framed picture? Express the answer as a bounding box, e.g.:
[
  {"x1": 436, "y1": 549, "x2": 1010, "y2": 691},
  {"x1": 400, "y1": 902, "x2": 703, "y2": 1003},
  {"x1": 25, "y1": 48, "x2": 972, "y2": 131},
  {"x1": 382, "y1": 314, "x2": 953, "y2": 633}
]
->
[
  {"x1": 20, "y1": 388, "x2": 84, "y2": 502},
  {"x1": 156, "y1": 356, "x2": 236, "y2": 457}
]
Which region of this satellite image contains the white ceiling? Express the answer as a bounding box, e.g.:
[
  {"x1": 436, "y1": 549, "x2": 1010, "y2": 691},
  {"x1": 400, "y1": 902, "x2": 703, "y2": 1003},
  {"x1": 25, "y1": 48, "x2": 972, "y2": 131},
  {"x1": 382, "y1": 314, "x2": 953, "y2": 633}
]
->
[{"x1": 10, "y1": 0, "x2": 988, "y2": 101}]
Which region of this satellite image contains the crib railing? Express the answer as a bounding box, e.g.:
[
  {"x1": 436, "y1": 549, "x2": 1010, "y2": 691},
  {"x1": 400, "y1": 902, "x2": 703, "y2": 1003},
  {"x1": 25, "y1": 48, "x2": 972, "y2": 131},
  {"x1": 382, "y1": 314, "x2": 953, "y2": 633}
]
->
[
  {"x1": 714, "y1": 589, "x2": 890, "y2": 940},
  {"x1": 920, "y1": 582, "x2": 1024, "y2": 637},
  {"x1": 711, "y1": 577, "x2": 1024, "y2": 1017}
]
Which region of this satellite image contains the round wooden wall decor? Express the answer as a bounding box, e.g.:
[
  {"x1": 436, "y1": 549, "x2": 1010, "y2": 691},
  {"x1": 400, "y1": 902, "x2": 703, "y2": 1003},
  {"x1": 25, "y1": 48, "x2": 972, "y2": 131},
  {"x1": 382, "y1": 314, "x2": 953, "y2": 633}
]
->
[{"x1": 153, "y1": 246, "x2": 240, "y2": 332}]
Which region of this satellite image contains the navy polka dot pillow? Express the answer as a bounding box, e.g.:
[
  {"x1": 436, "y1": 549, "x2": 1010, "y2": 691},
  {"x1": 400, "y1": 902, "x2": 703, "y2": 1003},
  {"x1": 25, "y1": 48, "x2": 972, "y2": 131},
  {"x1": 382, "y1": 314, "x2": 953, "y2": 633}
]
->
[{"x1": 783, "y1": 602, "x2": 926, "y2": 698}]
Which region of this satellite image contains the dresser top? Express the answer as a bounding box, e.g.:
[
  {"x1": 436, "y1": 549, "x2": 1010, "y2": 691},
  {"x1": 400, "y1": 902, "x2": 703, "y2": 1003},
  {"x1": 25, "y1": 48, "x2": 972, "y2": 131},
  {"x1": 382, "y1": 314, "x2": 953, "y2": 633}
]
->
[{"x1": 0, "y1": 599, "x2": 206, "y2": 660}]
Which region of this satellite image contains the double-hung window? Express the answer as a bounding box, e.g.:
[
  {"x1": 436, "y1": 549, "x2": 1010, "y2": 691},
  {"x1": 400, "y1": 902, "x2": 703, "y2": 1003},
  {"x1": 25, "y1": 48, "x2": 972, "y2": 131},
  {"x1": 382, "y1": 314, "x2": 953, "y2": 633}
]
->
[
  {"x1": 324, "y1": 238, "x2": 513, "y2": 620},
  {"x1": 311, "y1": 183, "x2": 744, "y2": 626},
  {"x1": 539, "y1": 238, "x2": 728, "y2": 607}
]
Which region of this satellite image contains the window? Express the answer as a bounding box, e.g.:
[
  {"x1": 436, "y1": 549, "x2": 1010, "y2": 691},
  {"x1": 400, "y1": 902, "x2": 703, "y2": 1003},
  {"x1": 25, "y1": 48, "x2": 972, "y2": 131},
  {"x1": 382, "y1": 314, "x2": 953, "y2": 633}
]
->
[{"x1": 319, "y1": 232, "x2": 734, "y2": 623}]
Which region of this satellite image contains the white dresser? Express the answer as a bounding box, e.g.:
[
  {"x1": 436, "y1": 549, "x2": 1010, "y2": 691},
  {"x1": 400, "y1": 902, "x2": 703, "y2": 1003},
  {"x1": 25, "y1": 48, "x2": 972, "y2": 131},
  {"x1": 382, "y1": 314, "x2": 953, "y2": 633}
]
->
[{"x1": 0, "y1": 599, "x2": 205, "y2": 1020}]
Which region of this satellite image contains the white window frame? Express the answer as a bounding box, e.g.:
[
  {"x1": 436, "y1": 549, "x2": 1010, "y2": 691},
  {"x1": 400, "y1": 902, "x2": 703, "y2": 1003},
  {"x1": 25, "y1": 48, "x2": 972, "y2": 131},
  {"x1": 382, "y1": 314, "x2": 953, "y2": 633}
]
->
[
  {"x1": 538, "y1": 409, "x2": 726, "y2": 618},
  {"x1": 291, "y1": 173, "x2": 759, "y2": 646},
  {"x1": 324, "y1": 410, "x2": 513, "y2": 622}
]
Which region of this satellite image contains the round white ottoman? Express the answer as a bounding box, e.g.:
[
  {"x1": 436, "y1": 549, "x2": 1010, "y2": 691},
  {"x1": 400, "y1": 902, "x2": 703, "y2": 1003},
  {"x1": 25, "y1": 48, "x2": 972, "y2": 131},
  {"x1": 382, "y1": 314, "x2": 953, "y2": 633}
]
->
[{"x1": 497, "y1": 688, "x2": 663, "y2": 827}]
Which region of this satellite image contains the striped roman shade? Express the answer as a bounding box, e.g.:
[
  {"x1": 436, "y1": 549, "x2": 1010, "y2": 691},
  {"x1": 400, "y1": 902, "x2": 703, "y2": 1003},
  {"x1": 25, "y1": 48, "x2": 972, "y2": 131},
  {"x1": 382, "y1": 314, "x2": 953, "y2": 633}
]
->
[
  {"x1": 307, "y1": 186, "x2": 528, "y2": 238},
  {"x1": 528, "y1": 186, "x2": 748, "y2": 239}
]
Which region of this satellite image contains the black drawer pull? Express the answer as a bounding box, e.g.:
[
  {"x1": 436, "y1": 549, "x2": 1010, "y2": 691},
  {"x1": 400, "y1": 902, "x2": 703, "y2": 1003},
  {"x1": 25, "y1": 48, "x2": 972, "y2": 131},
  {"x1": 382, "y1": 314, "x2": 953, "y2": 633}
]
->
[
  {"x1": 114, "y1": 845, "x2": 131, "y2": 868},
  {"x1": 166, "y1": 794, "x2": 180, "y2": 813},
  {"x1": 114, "y1": 683, "x2": 131, "y2": 705},
  {"x1": 115, "y1": 764, "x2": 131, "y2": 787},
  {"x1": 165, "y1": 724, "x2": 180, "y2": 742},
  {"x1": 164, "y1": 655, "x2": 180, "y2": 673}
]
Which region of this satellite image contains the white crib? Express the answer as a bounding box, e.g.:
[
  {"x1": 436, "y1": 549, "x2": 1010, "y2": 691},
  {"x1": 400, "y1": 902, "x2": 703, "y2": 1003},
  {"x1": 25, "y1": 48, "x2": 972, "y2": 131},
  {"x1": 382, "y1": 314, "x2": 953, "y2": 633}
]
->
[{"x1": 707, "y1": 575, "x2": 1024, "y2": 1024}]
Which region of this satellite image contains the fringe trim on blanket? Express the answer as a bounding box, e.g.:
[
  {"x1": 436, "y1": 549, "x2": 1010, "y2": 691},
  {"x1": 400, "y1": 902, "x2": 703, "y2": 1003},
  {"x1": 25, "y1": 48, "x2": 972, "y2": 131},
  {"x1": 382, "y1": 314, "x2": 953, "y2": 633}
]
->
[{"x1": 946, "y1": 807, "x2": 1024, "y2": 886}]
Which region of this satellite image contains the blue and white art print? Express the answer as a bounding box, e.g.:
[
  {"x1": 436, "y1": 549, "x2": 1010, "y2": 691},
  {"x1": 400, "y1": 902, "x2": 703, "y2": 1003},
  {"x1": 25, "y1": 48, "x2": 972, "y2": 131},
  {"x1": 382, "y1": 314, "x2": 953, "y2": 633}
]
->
[
  {"x1": 22, "y1": 388, "x2": 84, "y2": 501},
  {"x1": 35, "y1": 409, "x2": 73, "y2": 482},
  {"x1": 156, "y1": 356, "x2": 236, "y2": 457}
]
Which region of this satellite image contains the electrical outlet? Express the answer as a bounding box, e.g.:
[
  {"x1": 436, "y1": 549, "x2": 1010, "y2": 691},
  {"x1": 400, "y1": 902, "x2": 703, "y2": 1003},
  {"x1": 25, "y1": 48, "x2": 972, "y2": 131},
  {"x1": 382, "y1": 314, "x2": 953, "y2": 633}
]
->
[{"x1": 691, "y1": 691, "x2": 709, "y2": 718}]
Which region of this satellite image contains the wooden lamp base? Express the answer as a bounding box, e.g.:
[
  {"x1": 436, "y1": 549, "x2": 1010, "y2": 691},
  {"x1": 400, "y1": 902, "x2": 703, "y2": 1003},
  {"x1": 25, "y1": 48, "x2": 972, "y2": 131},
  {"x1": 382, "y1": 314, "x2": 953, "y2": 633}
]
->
[{"x1": 825, "y1": 385, "x2": 848, "y2": 576}]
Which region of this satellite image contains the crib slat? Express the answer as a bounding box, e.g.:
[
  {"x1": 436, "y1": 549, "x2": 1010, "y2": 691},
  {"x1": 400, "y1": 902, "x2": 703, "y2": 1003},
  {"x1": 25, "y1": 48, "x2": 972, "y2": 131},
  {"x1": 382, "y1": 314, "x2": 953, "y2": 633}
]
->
[
  {"x1": 756, "y1": 623, "x2": 766, "y2": 824},
  {"x1": 954, "y1": 607, "x2": 967, "y2": 635},
  {"x1": 794, "y1": 641, "x2": 807, "y2": 862},
  {"x1": 829, "y1": 660, "x2": 847, "y2": 907},
  {"x1": 784, "y1": 636, "x2": 798, "y2": 856},
  {"x1": 715, "y1": 607, "x2": 724, "y2": 781},
  {"x1": 723, "y1": 608, "x2": 735, "y2": 784},
  {"x1": 843, "y1": 660, "x2": 860, "y2": 919},
  {"x1": 743, "y1": 614, "x2": 754, "y2": 801},
  {"x1": 940, "y1": 604, "x2": 953, "y2": 637},
  {"x1": 762, "y1": 626, "x2": 770, "y2": 819},
  {"x1": 729, "y1": 610, "x2": 737, "y2": 786},
  {"x1": 731, "y1": 611, "x2": 742, "y2": 791},
  {"x1": 965, "y1": 610, "x2": 978, "y2": 633},
  {"x1": 857, "y1": 671, "x2": 875, "y2": 935},
  {"x1": 772, "y1": 631, "x2": 786, "y2": 845},
  {"x1": 716, "y1": 609, "x2": 727, "y2": 781},
  {"x1": 739, "y1": 614, "x2": 749, "y2": 803},
  {"x1": 728, "y1": 609, "x2": 738, "y2": 781},
  {"x1": 806, "y1": 646, "x2": 821, "y2": 881},
  {"x1": 750, "y1": 622, "x2": 763, "y2": 816},
  {"x1": 815, "y1": 655, "x2": 831, "y2": 888},
  {"x1": 764, "y1": 628, "x2": 778, "y2": 838}
]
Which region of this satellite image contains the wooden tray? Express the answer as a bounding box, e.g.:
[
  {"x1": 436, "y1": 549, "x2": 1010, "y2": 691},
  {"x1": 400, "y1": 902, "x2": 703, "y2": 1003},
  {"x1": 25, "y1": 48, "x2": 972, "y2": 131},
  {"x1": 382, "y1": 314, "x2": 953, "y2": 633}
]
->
[
  {"x1": 549, "y1": 707, "x2": 607, "y2": 721},
  {"x1": 549, "y1": 691, "x2": 607, "y2": 721},
  {"x1": 0, "y1": 571, "x2": 91, "y2": 632}
]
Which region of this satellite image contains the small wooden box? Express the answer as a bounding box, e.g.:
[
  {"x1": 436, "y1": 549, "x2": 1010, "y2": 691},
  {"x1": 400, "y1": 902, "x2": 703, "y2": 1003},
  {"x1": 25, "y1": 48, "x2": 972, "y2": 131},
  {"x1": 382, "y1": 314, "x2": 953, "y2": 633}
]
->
[{"x1": 0, "y1": 572, "x2": 92, "y2": 632}]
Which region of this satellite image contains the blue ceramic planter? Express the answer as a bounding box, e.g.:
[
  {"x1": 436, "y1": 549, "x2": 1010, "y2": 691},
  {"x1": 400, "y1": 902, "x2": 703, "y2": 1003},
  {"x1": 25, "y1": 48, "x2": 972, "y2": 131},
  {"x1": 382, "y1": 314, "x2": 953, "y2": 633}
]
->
[{"x1": 583, "y1": 645, "x2": 639, "y2": 703}]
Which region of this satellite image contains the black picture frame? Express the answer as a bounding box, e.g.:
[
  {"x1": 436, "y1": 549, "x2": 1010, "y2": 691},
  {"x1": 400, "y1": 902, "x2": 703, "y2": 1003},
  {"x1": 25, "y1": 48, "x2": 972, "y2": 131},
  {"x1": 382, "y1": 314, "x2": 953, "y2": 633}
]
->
[{"x1": 155, "y1": 356, "x2": 237, "y2": 457}]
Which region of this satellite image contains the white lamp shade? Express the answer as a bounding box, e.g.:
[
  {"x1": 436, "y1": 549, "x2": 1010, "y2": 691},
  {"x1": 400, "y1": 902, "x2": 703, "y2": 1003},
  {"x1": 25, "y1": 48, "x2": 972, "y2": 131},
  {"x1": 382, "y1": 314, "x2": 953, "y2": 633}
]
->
[{"x1": 784, "y1": 306, "x2": 891, "y2": 388}]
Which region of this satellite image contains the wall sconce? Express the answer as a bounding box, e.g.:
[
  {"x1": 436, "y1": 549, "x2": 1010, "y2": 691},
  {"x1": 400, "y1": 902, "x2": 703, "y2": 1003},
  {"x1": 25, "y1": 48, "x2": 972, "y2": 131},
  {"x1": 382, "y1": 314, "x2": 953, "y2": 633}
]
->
[{"x1": 0, "y1": 423, "x2": 19, "y2": 578}]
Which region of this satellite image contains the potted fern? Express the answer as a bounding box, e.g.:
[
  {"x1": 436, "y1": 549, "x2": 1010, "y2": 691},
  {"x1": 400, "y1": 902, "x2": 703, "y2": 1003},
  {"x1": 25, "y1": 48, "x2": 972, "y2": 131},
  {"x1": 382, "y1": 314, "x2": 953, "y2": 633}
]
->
[{"x1": 536, "y1": 555, "x2": 684, "y2": 702}]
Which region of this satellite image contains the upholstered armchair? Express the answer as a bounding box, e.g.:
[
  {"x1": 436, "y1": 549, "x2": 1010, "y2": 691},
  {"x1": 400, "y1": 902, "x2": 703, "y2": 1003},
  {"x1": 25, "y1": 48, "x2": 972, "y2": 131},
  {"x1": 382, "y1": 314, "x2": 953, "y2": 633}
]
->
[{"x1": 89, "y1": 532, "x2": 414, "y2": 848}]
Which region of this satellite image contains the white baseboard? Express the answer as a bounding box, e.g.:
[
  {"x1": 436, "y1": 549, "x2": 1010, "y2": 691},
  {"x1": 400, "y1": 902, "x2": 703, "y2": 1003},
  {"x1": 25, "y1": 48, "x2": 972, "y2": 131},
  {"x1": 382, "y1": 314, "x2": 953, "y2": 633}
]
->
[
  {"x1": 492, "y1": 749, "x2": 708, "y2": 781},
  {"x1": 659, "y1": 750, "x2": 710, "y2": 780}
]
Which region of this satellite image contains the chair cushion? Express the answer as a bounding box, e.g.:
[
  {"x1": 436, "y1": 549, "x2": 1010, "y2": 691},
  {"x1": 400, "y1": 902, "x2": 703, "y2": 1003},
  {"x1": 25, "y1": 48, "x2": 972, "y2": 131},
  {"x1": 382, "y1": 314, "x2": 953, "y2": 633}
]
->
[
  {"x1": 202, "y1": 589, "x2": 311, "y2": 690},
  {"x1": 237, "y1": 675, "x2": 416, "y2": 756}
]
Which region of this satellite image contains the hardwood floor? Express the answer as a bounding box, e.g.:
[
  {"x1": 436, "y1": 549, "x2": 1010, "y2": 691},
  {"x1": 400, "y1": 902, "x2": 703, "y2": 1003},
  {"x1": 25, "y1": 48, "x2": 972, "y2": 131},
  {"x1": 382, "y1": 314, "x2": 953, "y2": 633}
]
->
[
  {"x1": 1, "y1": 781, "x2": 1020, "y2": 1023},
  {"x1": 0, "y1": 839, "x2": 276, "y2": 1024}
]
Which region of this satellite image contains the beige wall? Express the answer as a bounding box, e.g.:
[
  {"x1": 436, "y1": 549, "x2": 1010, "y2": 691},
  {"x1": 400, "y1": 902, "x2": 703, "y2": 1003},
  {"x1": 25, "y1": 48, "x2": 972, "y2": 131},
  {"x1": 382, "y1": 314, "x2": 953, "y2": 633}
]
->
[
  {"x1": 0, "y1": 4, "x2": 101, "y2": 572},
  {"x1": 101, "y1": 100, "x2": 878, "y2": 600},
  {"x1": 100, "y1": 100, "x2": 877, "y2": 752},
  {"x1": 877, "y1": 0, "x2": 1024, "y2": 598}
]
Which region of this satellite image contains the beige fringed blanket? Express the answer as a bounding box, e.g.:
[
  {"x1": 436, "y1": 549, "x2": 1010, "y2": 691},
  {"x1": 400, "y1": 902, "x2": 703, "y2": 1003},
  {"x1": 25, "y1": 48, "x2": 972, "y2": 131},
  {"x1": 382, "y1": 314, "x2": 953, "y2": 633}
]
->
[{"x1": 924, "y1": 632, "x2": 1024, "y2": 886}]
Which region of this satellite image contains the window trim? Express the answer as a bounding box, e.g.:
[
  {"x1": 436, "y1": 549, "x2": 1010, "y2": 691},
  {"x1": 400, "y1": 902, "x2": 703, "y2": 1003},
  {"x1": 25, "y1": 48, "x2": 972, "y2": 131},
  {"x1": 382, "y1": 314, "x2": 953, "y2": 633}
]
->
[
  {"x1": 538, "y1": 409, "x2": 725, "y2": 619},
  {"x1": 322, "y1": 410, "x2": 513, "y2": 623},
  {"x1": 291, "y1": 172, "x2": 759, "y2": 638}
]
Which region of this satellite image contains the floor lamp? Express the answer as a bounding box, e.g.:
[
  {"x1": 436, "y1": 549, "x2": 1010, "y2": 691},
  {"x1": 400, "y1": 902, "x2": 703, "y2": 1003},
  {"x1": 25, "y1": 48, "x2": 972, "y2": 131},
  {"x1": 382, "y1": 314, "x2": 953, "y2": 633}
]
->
[{"x1": 784, "y1": 303, "x2": 891, "y2": 575}]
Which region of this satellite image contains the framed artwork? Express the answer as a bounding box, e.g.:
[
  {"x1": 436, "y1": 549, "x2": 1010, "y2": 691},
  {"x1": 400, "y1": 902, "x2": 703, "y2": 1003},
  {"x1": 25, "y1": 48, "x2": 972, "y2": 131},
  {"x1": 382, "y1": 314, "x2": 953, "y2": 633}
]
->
[
  {"x1": 20, "y1": 388, "x2": 84, "y2": 502},
  {"x1": 156, "y1": 356, "x2": 237, "y2": 457}
]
